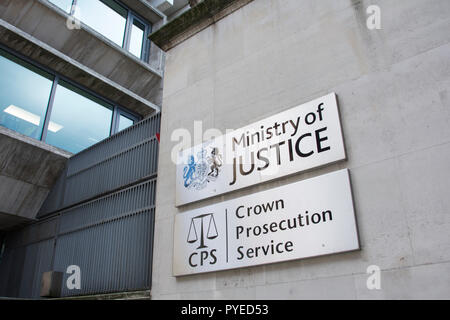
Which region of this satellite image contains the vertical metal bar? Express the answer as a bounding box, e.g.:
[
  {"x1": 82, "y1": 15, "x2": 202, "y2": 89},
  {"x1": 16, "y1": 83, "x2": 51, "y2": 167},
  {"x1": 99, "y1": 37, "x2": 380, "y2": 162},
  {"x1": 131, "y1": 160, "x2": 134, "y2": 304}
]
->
[
  {"x1": 70, "y1": 0, "x2": 78, "y2": 16},
  {"x1": 41, "y1": 75, "x2": 59, "y2": 142},
  {"x1": 148, "y1": 208, "x2": 155, "y2": 289},
  {"x1": 142, "y1": 24, "x2": 150, "y2": 63},
  {"x1": 123, "y1": 11, "x2": 133, "y2": 51},
  {"x1": 50, "y1": 214, "x2": 61, "y2": 271},
  {"x1": 110, "y1": 106, "x2": 119, "y2": 136}
]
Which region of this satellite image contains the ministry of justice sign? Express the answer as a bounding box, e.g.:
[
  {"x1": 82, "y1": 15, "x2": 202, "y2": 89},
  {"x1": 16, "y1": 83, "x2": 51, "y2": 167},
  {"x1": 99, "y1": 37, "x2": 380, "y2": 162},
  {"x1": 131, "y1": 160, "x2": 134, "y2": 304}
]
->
[
  {"x1": 176, "y1": 93, "x2": 346, "y2": 206},
  {"x1": 173, "y1": 169, "x2": 359, "y2": 276}
]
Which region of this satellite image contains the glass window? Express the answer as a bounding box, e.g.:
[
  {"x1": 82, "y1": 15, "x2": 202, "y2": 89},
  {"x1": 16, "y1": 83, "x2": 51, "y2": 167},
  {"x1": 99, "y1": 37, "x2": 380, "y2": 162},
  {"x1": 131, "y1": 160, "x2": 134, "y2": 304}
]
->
[
  {"x1": 75, "y1": 0, "x2": 128, "y2": 47},
  {"x1": 48, "y1": 0, "x2": 73, "y2": 13},
  {"x1": 118, "y1": 114, "x2": 134, "y2": 132},
  {"x1": 45, "y1": 81, "x2": 113, "y2": 153},
  {"x1": 47, "y1": 0, "x2": 151, "y2": 62},
  {"x1": 0, "y1": 50, "x2": 54, "y2": 140},
  {"x1": 129, "y1": 20, "x2": 145, "y2": 59}
]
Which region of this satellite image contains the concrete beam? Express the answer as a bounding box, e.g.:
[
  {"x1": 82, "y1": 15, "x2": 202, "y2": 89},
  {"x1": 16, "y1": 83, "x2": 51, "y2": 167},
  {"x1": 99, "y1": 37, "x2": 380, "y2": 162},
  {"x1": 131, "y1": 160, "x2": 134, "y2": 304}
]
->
[
  {"x1": 149, "y1": 0, "x2": 253, "y2": 51},
  {"x1": 120, "y1": 0, "x2": 167, "y2": 24},
  {"x1": 0, "y1": 212, "x2": 34, "y2": 232},
  {"x1": 0, "y1": 126, "x2": 69, "y2": 226},
  {"x1": 149, "y1": 0, "x2": 174, "y2": 13}
]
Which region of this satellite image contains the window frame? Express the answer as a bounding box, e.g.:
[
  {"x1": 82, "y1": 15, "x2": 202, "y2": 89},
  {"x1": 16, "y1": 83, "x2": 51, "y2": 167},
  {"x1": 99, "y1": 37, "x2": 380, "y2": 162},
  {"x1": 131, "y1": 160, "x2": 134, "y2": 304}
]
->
[
  {"x1": 123, "y1": 12, "x2": 152, "y2": 62},
  {"x1": 0, "y1": 49, "x2": 56, "y2": 141},
  {"x1": 112, "y1": 107, "x2": 140, "y2": 135},
  {"x1": 0, "y1": 44, "x2": 141, "y2": 152},
  {"x1": 52, "y1": 0, "x2": 152, "y2": 63}
]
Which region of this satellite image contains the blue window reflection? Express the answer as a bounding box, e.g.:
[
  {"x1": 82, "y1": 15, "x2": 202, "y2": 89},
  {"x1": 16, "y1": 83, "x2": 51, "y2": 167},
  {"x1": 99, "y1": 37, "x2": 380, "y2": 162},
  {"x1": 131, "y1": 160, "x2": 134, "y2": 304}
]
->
[
  {"x1": 48, "y1": 0, "x2": 73, "y2": 13},
  {"x1": 45, "y1": 81, "x2": 113, "y2": 154},
  {"x1": 75, "y1": 0, "x2": 128, "y2": 47},
  {"x1": 118, "y1": 114, "x2": 134, "y2": 132},
  {"x1": 0, "y1": 50, "x2": 54, "y2": 140},
  {"x1": 129, "y1": 20, "x2": 145, "y2": 59},
  {"x1": 0, "y1": 46, "x2": 141, "y2": 154},
  {"x1": 47, "y1": 0, "x2": 151, "y2": 62}
]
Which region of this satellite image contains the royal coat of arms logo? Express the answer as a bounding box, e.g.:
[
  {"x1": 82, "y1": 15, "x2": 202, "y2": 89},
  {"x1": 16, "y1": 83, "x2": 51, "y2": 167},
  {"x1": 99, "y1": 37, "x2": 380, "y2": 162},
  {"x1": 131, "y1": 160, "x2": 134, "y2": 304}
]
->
[{"x1": 183, "y1": 147, "x2": 223, "y2": 190}]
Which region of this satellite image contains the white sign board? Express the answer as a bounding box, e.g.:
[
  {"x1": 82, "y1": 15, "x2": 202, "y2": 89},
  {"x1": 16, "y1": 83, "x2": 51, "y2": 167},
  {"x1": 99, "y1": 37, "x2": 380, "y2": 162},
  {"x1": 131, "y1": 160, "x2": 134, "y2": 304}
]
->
[
  {"x1": 176, "y1": 93, "x2": 346, "y2": 206},
  {"x1": 173, "y1": 169, "x2": 359, "y2": 276}
]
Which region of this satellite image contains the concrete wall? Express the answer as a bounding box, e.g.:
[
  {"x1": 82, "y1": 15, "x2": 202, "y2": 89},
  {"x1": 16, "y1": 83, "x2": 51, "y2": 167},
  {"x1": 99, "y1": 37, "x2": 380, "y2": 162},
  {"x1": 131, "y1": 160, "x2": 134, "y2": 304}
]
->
[
  {"x1": 0, "y1": 126, "x2": 70, "y2": 230},
  {"x1": 153, "y1": 0, "x2": 450, "y2": 299}
]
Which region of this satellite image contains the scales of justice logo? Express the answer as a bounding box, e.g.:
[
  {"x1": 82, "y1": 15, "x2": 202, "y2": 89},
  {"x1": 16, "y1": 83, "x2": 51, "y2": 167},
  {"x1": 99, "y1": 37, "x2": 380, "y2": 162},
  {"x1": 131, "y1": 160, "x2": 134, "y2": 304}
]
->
[
  {"x1": 187, "y1": 214, "x2": 218, "y2": 249},
  {"x1": 182, "y1": 146, "x2": 223, "y2": 191},
  {"x1": 186, "y1": 213, "x2": 220, "y2": 267}
]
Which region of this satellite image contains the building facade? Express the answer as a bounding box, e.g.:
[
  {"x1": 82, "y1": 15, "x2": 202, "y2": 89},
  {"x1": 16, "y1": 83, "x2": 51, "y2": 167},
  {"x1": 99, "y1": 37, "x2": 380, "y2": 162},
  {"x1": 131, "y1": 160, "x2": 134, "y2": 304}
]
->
[
  {"x1": 149, "y1": 0, "x2": 450, "y2": 299},
  {"x1": 1, "y1": 0, "x2": 450, "y2": 299}
]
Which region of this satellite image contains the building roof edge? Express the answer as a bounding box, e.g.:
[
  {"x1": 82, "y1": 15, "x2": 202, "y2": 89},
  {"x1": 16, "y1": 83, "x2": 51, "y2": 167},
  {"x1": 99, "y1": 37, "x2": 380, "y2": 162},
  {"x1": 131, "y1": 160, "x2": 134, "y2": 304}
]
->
[{"x1": 149, "y1": 0, "x2": 254, "y2": 51}]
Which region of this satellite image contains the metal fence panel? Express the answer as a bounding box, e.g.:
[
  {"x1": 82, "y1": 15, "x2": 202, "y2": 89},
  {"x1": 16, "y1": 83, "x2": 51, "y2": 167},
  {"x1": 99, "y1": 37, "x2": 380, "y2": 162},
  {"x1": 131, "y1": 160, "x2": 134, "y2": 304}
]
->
[
  {"x1": 59, "y1": 179, "x2": 156, "y2": 235},
  {"x1": 53, "y1": 208, "x2": 154, "y2": 297},
  {"x1": 0, "y1": 113, "x2": 159, "y2": 298},
  {"x1": 63, "y1": 137, "x2": 159, "y2": 207},
  {"x1": 67, "y1": 114, "x2": 160, "y2": 177},
  {"x1": 18, "y1": 239, "x2": 54, "y2": 298},
  {"x1": 0, "y1": 218, "x2": 57, "y2": 298},
  {"x1": 0, "y1": 246, "x2": 26, "y2": 297}
]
